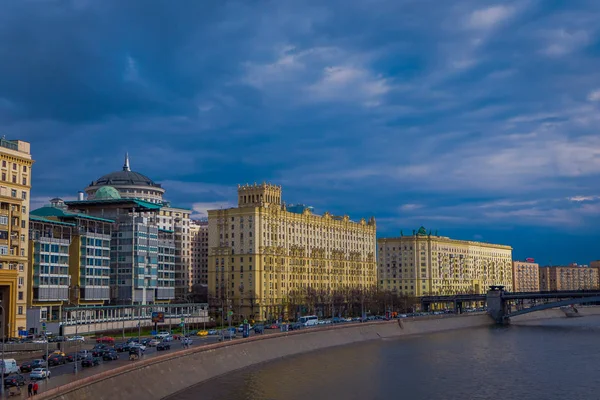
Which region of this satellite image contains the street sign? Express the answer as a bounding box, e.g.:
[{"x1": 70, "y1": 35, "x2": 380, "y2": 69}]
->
[
  {"x1": 243, "y1": 319, "x2": 248, "y2": 324},
  {"x1": 228, "y1": 311, "x2": 233, "y2": 316},
  {"x1": 179, "y1": 323, "x2": 184, "y2": 327},
  {"x1": 152, "y1": 312, "x2": 165, "y2": 323},
  {"x1": 41, "y1": 322, "x2": 46, "y2": 331}
]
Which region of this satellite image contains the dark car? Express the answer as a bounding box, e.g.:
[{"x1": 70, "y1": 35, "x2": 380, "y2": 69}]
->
[
  {"x1": 140, "y1": 338, "x2": 151, "y2": 346},
  {"x1": 4, "y1": 374, "x2": 25, "y2": 388},
  {"x1": 102, "y1": 350, "x2": 119, "y2": 361},
  {"x1": 19, "y1": 359, "x2": 45, "y2": 373},
  {"x1": 114, "y1": 343, "x2": 128, "y2": 352},
  {"x1": 156, "y1": 341, "x2": 171, "y2": 351},
  {"x1": 253, "y1": 324, "x2": 264, "y2": 334},
  {"x1": 93, "y1": 343, "x2": 109, "y2": 350},
  {"x1": 47, "y1": 354, "x2": 66, "y2": 366},
  {"x1": 81, "y1": 356, "x2": 101, "y2": 368},
  {"x1": 288, "y1": 323, "x2": 303, "y2": 331},
  {"x1": 92, "y1": 348, "x2": 108, "y2": 357},
  {"x1": 65, "y1": 353, "x2": 85, "y2": 362}
]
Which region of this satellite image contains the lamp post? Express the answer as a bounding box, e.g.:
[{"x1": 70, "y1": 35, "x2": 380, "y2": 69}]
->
[{"x1": 74, "y1": 310, "x2": 78, "y2": 375}]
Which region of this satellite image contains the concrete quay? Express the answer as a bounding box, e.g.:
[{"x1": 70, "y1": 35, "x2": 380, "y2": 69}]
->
[{"x1": 37, "y1": 313, "x2": 492, "y2": 400}]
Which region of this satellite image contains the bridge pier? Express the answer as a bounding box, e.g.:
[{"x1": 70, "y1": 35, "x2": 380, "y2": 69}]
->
[{"x1": 486, "y1": 286, "x2": 509, "y2": 324}]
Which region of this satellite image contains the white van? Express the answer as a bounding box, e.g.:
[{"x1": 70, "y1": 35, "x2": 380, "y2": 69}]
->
[
  {"x1": 0, "y1": 359, "x2": 20, "y2": 375},
  {"x1": 299, "y1": 315, "x2": 319, "y2": 327}
]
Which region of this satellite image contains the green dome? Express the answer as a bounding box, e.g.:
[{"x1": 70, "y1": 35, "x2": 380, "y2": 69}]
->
[{"x1": 94, "y1": 186, "x2": 121, "y2": 200}]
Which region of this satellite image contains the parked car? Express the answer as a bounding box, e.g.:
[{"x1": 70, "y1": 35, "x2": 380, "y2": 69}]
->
[
  {"x1": 96, "y1": 336, "x2": 115, "y2": 344},
  {"x1": 81, "y1": 356, "x2": 101, "y2": 368},
  {"x1": 288, "y1": 323, "x2": 303, "y2": 331},
  {"x1": 4, "y1": 374, "x2": 25, "y2": 388},
  {"x1": 221, "y1": 330, "x2": 236, "y2": 340},
  {"x1": 265, "y1": 323, "x2": 279, "y2": 330},
  {"x1": 148, "y1": 339, "x2": 161, "y2": 347},
  {"x1": 156, "y1": 331, "x2": 171, "y2": 339},
  {"x1": 102, "y1": 350, "x2": 119, "y2": 361},
  {"x1": 47, "y1": 354, "x2": 66, "y2": 366},
  {"x1": 156, "y1": 341, "x2": 171, "y2": 351},
  {"x1": 207, "y1": 329, "x2": 218, "y2": 335},
  {"x1": 68, "y1": 335, "x2": 85, "y2": 342},
  {"x1": 19, "y1": 359, "x2": 45, "y2": 373},
  {"x1": 29, "y1": 368, "x2": 50, "y2": 380},
  {"x1": 114, "y1": 343, "x2": 129, "y2": 352},
  {"x1": 129, "y1": 342, "x2": 146, "y2": 352},
  {"x1": 253, "y1": 325, "x2": 265, "y2": 334}
]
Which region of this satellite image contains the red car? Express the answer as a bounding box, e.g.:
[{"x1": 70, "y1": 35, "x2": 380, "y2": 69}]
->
[{"x1": 96, "y1": 336, "x2": 115, "y2": 344}]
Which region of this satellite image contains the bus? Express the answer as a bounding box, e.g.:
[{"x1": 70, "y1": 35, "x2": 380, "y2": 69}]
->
[{"x1": 299, "y1": 315, "x2": 318, "y2": 327}]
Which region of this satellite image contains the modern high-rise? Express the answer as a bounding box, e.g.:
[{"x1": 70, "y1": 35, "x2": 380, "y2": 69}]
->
[
  {"x1": 377, "y1": 227, "x2": 513, "y2": 296},
  {"x1": 190, "y1": 220, "x2": 208, "y2": 285},
  {"x1": 539, "y1": 264, "x2": 599, "y2": 291},
  {"x1": 512, "y1": 260, "x2": 540, "y2": 292},
  {"x1": 30, "y1": 199, "x2": 113, "y2": 307},
  {"x1": 0, "y1": 139, "x2": 33, "y2": 337},
  {"x1": 84, "y1": 154, "x2": 191, "y2": 299},
  {"x1": 66, "y1": 188, "x2": 175, "y2": 305},
  {"x1": 207, "y1": 183, "x2": 377, "y2": 321}
]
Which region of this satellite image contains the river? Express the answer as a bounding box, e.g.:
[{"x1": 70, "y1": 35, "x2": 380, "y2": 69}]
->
[{"x1": 176, "y1": 316, "x2": 600, "y2": 400}]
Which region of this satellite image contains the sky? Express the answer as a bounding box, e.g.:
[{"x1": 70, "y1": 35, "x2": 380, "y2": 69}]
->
[{"x1": 1, "y1": 0, "x2": 599, "y2": 265}]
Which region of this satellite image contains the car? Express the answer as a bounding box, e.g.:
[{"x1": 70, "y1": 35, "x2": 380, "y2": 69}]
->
[
  {"x1": 93, "y1": 343, "x2": 109, "y2": 350},
  {"x1": 207, "y1": 329, "x2": 218, "y2": 335},
  {"x1": 114, "y1": 343, "x2": 129, "y2": 352},
  {"x1": 129, "y1": 342, "x2": 146, "y2": 352},
  {"x1": 140, "y1": 338, "x2": 152, "y2": 346},
  {"x1": 78, "y1": 350, "x2": 91, "y2": 358},
  {"x1": 96, "y1": 336, "x2": 115, "y2": 344},
  {"x1": 162, "y1": 335, "x2": 173, "y2": 342},
  {"x1": 181, "y1": 337, "x2": 193, "y2": 346},
  {"x1": 47, "y1": 354, "x2": 66, "y2": 366},
  {"x1": 4, "y1": 374, "x2": 25, "y2": 388},
  {"x1": 29, "y1": 368, "x2": 50, "y2": 380},
  {"x1": 253, "y1": 325, "x2": 264, "y2": 334},
  {"x1": 92, "y1": 348, "x2": 111, "y2": 357},
  {"x1": 70, "y1": 335, "x2": 85, "y2": 342},
  {"x1": 156, "y1": 342, "x2": 171, "y2": 351},
  {"x1": 81, "y1": 357, "x2": 101, "y2": 368},
  {"x1": 19, "y1": 359, "x2": 46, "y2": 373},
  {"x1": 265, "y1": 323, "x2": 279, "y2": 330},
  {"x1": 65, "y1": 353, "x2": 85, "y2": 362},
  {"x1": 288, "y1": 323, "x2": 303, "y2": 331},
  {"x1": 221, "y1": 330, "x2": 236, "y2": 340},
  {"x1": 156, "y1": 331, "x2": 170, "y2": 339},
  {"x1": 32, "y1": 339, "x2": 47, "y2": 344},
  {"x1": 148, "y1": 339, "x2": 161, "y2": 347},
  {"x1": 102, "y1": 351, "x2": 119, "y2": 361},
  {"x1": 196, "y1": 330, "x2": 208, "y2": 337}
]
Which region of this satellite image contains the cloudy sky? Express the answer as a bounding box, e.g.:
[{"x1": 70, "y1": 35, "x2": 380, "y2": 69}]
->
[{"x1": 1, "y1": 0, "x2": 599, "y2": 265}]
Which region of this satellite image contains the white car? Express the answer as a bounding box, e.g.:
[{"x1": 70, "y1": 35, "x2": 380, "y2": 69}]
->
[
  {"x1": 32, "y1": 339, "x2": 47, "y2": 344},
  {"x1": 148, "y1": 339, "x2": 161, "y2": 347},
  {"x1": 68, "y1": 335, "x2": 85, "y2": 342},
  {"x1": 156, "y1": 331, "x2": 170, "y2": 339},
  {"x1": 30, "y1": 368, "x2": 50, "y2": 380},
  {"x1": 129, "y1": 342, "x2": 146, "y2": 352}
]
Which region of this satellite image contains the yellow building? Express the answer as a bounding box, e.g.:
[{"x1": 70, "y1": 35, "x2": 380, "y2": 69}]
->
[
  {"x1": 378, "y1": 227, "x2": 513, "y2": 296},
  {"x1": 207, "y1": 183, "x2": 377, "y2": 321},
  {"x1": 0, "y1": 139, "x2": 33, "y2": 337},
  {"x1": 190, "y1": 220, "x2": 209, "y2": 286},
  {"x1": 539, "y1": 265, "x2": 599, "y2": 291},
  {"x1": 512, "y1": 261, "x2": 540, "y2": 292}
]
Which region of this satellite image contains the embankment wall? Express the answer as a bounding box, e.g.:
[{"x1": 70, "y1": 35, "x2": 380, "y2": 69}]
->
[{"x1": 38, "y1": 314, "x2": 492, "y2": 400}]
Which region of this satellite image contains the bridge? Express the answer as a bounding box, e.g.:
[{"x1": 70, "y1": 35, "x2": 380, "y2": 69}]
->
[{"x1": 421, "y1": 286, "x2": 600, "y2": 324}]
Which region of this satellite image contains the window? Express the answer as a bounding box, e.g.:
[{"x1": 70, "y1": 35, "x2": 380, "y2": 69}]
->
[
  {"x1": 18, "y1": 277, "x2": 23, "y2": 285},
  {"x1": 21, "y1": 191, "x2": 26, "y2": 200},
  {"x1": 18, "y1": 291, "x2": 23, "y2": 300},
  {"x1": 10, "y1": 189, "x2": 16, "y2": 198},
  {"x1": 22, "y1": 206, "x2": 26, "y2": 214},
  {"x1": 18, "y1": 306, "x2": 23, "y2": 315},
  {"x1": 12, "y1": 163, "x2": 16, "y2": 171},
  {"x1": 22, "y1": 177, "x2": 26, "y2": 185},
  {"x1": 1, "y1": 173, "x2": 4, "y2": 181},
  {"x1": 11, "y1": 175, "x2": 16, "y2": 183},
  {"x1": 22, "y1": 166, "x2": 26, "y2": 172},
  {"x1": 0, "y1": 216, "x2": 7, "y2": 225},
  {"x1": 1, "y1": 161, "x2": 4, "y2": 168}
]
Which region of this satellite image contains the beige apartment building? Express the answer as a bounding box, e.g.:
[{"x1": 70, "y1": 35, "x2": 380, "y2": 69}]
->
[
  {"x1": 0, "y1": 139, "x2": 33, "y2": 337},
  {"x1": 378, "y1": 227, "x2": 513, "y2": 296},
  {"x1": 207, "y1": 183, "x2": 377, "y2": 321},
  {"x1": 539, "y1": 265, "x2": 599, "y2": 291},
  {"x1": 512, "y1": 261, "x2": 540, "y2": 292},
  {"x1": 190, "y1": 220, "x2": 208, "y2": 285}
]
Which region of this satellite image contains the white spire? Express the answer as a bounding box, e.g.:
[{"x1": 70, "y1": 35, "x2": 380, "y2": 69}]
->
[{"x1": 123, "y1": 152, "x2": 130, "y2": 171}]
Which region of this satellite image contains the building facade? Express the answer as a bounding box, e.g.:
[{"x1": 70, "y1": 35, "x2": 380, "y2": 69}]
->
[
  {"x1": 84, "y1": 154, "x2": 192, "y2": 299},
  {"x1": 190, "y1": 220, "x2": 208, "y2": 285},
  {"x1": 377, "y1": 228, "x2": 513, "y2": 296},
  {"x1": 512, "y1": 261, "x2": 540, "y2": 292},
  {"x1": 539, "y1": 265, "x2": 599, "y2": 291},
  {"x1": 66, "y1": 190, "x2": 175, "y2": 305},
  {"x1": 207, "y1": 183, "x2": 377, "y2": 321},
  {"x1": 0, "y1": 139, "x2": 33, "y2": 337}
]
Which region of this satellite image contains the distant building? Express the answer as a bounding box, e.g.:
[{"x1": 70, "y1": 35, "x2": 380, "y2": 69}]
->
[
  {"x1": 83, "y1": 154, "x2": 191, "y2": 299},
  {"x1": 539, "y1": 264, "x2": 599, "y2": 291},
  {"x1": 590, "y1": 260, "x2": 600, "y2": 269},
  {"x1": 207, "y1": 183, "x2": 377, "y2": 321},
  {"x1": 512, "y1": 260, "x2": 540, "y2": 292},
  {"x1": 378, "y1": 228, "x2": 513, "y2": 296},
  {"x1": 190, "y1": 220, "x2": 208, "y2": 286}
]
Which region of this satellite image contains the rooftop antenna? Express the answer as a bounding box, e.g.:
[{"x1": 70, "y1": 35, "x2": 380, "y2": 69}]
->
[{"x1": 123, "y1": 152, "x2": 131, "y2": 171}]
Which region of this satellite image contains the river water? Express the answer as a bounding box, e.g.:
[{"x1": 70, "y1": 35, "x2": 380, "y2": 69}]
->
[{"x1": 176, "y1": 317, "x2": 600, "y2": 400}]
